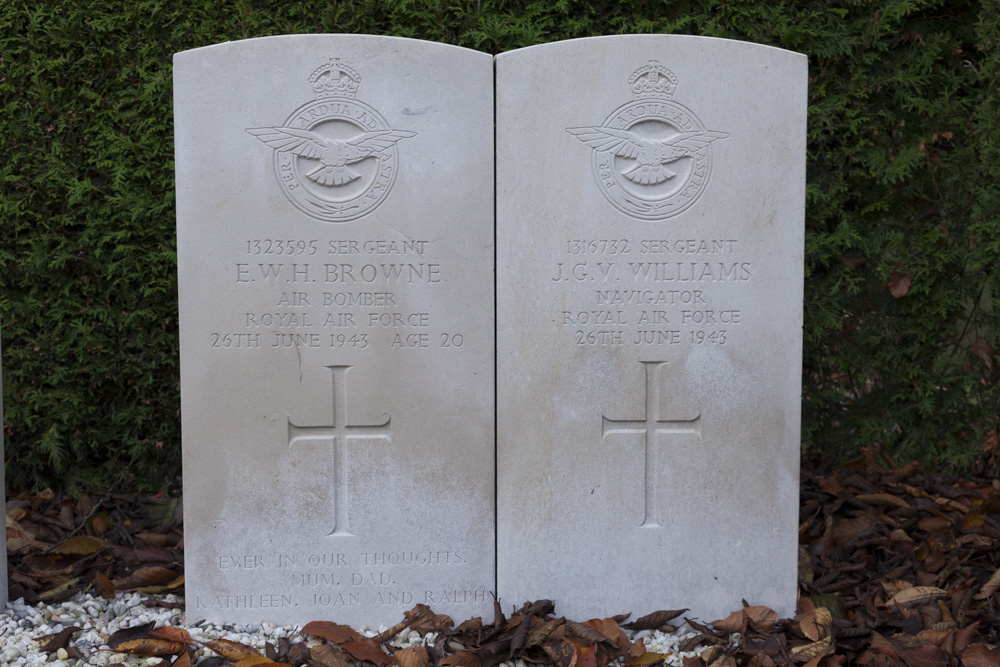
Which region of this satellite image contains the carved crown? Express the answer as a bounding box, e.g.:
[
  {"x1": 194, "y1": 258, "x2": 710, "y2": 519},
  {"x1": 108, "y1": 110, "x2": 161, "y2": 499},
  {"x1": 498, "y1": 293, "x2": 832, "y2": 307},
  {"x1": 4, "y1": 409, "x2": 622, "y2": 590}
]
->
[
  {"x1": 628, "y1": 61, "x2": 678, "y2": 99},
  {"x1": 309, "y1": 58, "x2": 361, "y2": 99}
]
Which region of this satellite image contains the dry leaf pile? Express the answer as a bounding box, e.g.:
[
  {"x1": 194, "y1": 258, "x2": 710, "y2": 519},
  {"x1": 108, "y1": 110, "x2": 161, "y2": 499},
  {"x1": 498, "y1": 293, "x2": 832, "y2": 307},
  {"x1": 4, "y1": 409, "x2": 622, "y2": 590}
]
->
[
  {"x1": 735, "y1": 456, "x2": 1000, "y2": 666},
  {"x1": 5, "y1": 488, "x2": 184, "y2": 603},
  {"x1": 32, "y1": 600, "x2": 693, "y2": 667},
  {"x1": 9, "y1": 457, "x2": 1000, "y2": 666}
]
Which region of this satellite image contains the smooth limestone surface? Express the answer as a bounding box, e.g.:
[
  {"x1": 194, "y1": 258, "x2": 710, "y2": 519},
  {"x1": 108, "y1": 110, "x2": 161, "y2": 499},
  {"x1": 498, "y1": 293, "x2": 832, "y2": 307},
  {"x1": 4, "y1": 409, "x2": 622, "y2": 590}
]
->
[
  {"x1": 174, "y1": 35, "x2": 495, "y2": 626},
  {"x1": 496, "y1": 35, "x2": 807, "y2": 621}
]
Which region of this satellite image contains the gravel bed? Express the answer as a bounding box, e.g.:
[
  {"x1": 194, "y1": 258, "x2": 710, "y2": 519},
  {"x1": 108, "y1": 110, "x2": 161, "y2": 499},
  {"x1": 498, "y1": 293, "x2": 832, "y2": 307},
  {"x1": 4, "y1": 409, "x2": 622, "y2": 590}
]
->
[{"x1": 0, "y1": 593, "x2": 704, "y2": 667}]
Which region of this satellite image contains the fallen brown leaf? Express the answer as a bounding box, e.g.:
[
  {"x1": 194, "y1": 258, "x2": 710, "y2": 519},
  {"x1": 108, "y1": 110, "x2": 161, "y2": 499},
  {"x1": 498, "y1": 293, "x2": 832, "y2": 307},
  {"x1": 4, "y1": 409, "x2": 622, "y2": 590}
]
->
[
  {"x1": 301, "y1": 621, "x2": 365, "y2": 644},
  {"x1": 135, "y1": 531, "x2": 173, "y2": 547},
  {"x1": 49, "y1": 535, "x2": 104, "y2": 555},
  {"x1": 917, "y1": 517, "x2": 951, "y2": 533},
  {"x1": 95, "y1": 572, "x2": 116, "y2": 599},
  {"x1": 135, "y1": 574, "x2": 185, "y2": 595},
  {"x1": 972, "y1": 338, "x2": 996, "y2": 373},
  {"x1": 454, "y1": 617, "x2": 483, "y2": 635},
  {"x1": 38, "y1": 626, "x2": 81, "y2": 652},
  {"x1": 526, "y1": 617, "x2": 563, "y2": 648},
  {"x1": 712, "y1": 611, "x2": 746, "y2": 634},
  {"x1": 566, "y1": 620, "x2": 615, "y2": 645},
  {"x1": 626, "y1": 652, "x2": 670, "y2": 667},
  {"x1": 799, "y1": 607, "x2": 832, "y2": 641},
  {"x1": 149, "y1": 626, "x2": 194, "y2": 645},
  {"x1": 372, "y1": 619, "x2": 412, "y2": 643},
  {"x1": 748, "y1": 654, "x2": 778, "y2": 667},
  {"x1": 440, "y1": 651, "x2": 481, "y2": 667},
  {"x1": 583, "y1": 617, "x2": 629, "y2": 652},
  {"x1": 963, "y1": 643, "x2": 1000, "y2": 667},
  {"x1": 170, "y1": 654, "x2": 192, "y2": 667},
  {"x1": 108, "y1": 621, "x2": 157, "y2": 648},
  {"x1": 898, "y1": 644, "x2": 946, "y2": 667},
  {"x1": 542, "y1": 638, "x2": 577, "y2": 667},
  {"x1": 233, "y1": 658, "x2": 279, "y2": 667},
  {"x1": 396, "y1": 647, "x2": 430, "y2": 667},
  {"x1": 37, "y1": 576, "x2": 80, "y2": 600},
  {"x1": 955, "y1": 621, "x2": 980, "y2": 653},
  {"x1": 914, "y1": 629, "x2": 952, "y2": 647},
  {"x1": 962, "y1": 508, "x2": 987, "y2": 531},
  {"x1": 712, "y1": 607, "x2": 776, "y2": 635},
  {"x1": 831, "y1": 516, "x2": 877, "y2": 545},
  {"x1": 578, "y1": 644, "x2": 599, "y2": 667},
  {"x1": 976, "y1": 566, "x2": 1000, "y2": 600},
  {"x1": 819, "y1": 477, "x2": 846, "y2": 495},
  {"x1": 623, "y1": 610, "x2": 688, "y2": 632},
  {"x1": 744, "y1": 606, "x2": 778, "y2": 633},
  {"x1": 889, "y1": 271, "x2": 912, "y2": 298},
  {"x1": 90, "y1": 513, "x2": 113, "y2": 536},
  {"x1": 310, "y1": 644, "x2": 351, "y2": 667},
  {"x1": 205, "y1": 638, "x2": 262, "y2": 661},
  {"x1": 885, "y1": 587, "x2": 947, "y2": 608},
  {"x1": 112, "y1": 565, "x2": 178, "y2": 590},
  {"x1": 112, "y1": 638, "x2": 186, "y2": 656},
  {"x1": 790, "y1": 635, "x2": 834, "y2": 663},
  {"x1": 856, "y1": 493, "x2": 912, "y2": 509},
  {"x1": 342, "y1": 639, "x2": 391, "y2": 666},
  {"x1": 405, "y1": 603, "x2": 454, "y2": 634}
]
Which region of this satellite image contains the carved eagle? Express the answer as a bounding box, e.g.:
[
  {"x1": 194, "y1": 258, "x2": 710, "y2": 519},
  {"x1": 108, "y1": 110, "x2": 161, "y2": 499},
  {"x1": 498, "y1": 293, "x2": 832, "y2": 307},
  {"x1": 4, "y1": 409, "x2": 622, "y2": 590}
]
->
[
  {"x1": 246, "y1": 126, "x2": 416, "y2": 186},
  {"x1": 566, "y1": 126, "x2": 729, "y2": 185}
]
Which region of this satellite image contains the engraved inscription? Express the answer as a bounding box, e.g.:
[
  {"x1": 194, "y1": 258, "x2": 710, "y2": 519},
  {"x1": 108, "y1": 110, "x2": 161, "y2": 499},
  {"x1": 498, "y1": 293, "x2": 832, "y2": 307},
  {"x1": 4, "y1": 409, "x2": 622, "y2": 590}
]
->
[
  {"x1": 247, "y1": 59, "x2": 416, "y2": 223},
  {"x1": 424, "y1": 589, "x2": 488, "y2": 605},
  {"x1": 554, "y1": 238, "x2": 749, "y2": 347},
  {"x1": 362, "y1": 551, "x2": 466, "y2": 565},
  {"x1": 195, "y1": 594, "x2": 294, "y2": 610},
  {"x1": 288, "y1": 365, "x2": 391, "y2": 536},
  {"x1": 211, "y1": 237, "x2": 465, "y2": 352},
  {"x1": 567, "y1": 62, "x2": 728, "y2": 220},
  {"x1": 602, "y1": 361, "x2": 702, "y2": 528},
  {"x1": 310, "y1": 593, "x2": 361, "y2": 607},
  {"x1": 209, "y1": 549, "x2": 483, "y2": 610}
]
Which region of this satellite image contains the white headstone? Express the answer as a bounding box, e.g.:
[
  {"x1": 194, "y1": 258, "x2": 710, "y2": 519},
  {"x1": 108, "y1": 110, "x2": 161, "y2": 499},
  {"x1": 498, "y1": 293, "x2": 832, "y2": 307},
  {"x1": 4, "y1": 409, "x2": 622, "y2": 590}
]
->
[
  {"x1": 1, "y1": 327, "x2": 6, "y2": 605},
  {"x1": 496, "y1": 36, "x2": 806, "y2": 621},
  {"x1": 174, "y1": 35, "x2": 495, "y2": 626}
]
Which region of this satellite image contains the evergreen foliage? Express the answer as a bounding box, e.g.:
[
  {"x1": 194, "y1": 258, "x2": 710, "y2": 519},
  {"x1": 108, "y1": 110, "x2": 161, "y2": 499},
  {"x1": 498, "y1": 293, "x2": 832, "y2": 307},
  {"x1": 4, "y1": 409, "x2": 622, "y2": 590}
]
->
[{"x1": 0, "y1": 0, "x2": 996, "y2": 491}]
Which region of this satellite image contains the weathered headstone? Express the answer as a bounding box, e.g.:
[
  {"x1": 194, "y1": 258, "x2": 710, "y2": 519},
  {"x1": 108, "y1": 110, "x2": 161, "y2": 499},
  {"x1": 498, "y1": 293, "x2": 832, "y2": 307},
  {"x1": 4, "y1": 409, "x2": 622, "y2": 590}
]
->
[
  {"x1": 1, "y1": 327, "x2": 6, "y2": 605},
  {"x1": 174, "y1": 35, "x2": 495, "y2": 626},
  {"x1": 496, "y1": 36, "x2": 806, "y2": 621}
]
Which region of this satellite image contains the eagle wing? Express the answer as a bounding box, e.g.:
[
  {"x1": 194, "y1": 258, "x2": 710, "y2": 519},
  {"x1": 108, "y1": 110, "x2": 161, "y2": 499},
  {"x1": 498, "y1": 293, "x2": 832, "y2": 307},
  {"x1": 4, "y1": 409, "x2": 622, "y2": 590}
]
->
[
  {"x1": 566, "y1": 126, "x2": 643, "y2": 159},
  {"x1": 245, "y1": 127, "x2": 328, "y2": 159},
  {"x1": 659, "y1": 130, "x2": 730, "y2": 157},
  {"x1": 345, "y1": 129, "x2": 418, "y2": 159}
]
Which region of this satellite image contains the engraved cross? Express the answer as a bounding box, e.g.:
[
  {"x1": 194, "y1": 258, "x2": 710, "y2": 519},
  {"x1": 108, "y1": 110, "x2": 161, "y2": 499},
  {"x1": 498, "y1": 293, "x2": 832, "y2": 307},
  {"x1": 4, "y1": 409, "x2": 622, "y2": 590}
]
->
[
  {"x1": 288, "y1": 365, "x2": 391, "y2": 537},
  {"x1": 602, "y1": 361, "x2": 701, "y2": 528}
]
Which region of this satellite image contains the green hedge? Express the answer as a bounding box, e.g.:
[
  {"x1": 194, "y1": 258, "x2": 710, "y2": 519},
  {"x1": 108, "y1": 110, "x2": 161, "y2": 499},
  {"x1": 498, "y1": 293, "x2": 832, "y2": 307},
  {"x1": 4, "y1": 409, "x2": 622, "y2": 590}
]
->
[{"x1": 1, "y1": 0, "x2": 997, "y2": 491}]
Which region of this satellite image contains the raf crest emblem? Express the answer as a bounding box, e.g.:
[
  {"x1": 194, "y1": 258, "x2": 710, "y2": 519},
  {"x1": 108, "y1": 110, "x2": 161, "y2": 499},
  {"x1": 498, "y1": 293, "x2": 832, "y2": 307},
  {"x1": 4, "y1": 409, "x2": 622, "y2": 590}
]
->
[
  {"x1": 247, "y1": 58, "x2": 416, "y2": 223},
  {"x1": 567, "y1": 61, "x2": 728, "y2": 220}
]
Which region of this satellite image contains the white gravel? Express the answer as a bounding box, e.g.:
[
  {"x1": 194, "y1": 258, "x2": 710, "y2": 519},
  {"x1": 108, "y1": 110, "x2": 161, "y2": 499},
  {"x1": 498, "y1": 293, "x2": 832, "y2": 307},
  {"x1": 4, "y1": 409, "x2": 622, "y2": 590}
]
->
[{"x1": 0, "y1": 593, "x2": 703, "y2": 667}]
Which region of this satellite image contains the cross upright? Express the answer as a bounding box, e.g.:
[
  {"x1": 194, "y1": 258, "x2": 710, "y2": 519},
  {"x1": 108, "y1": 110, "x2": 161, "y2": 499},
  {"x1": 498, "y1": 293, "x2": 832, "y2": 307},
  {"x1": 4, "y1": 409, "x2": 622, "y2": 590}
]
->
[
  {"x1": 288, "y1": 364, "x2": 391, "y2": 537},
  {"x1": 602, "y1": 360, "x2": 701, "y2": 528}
]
